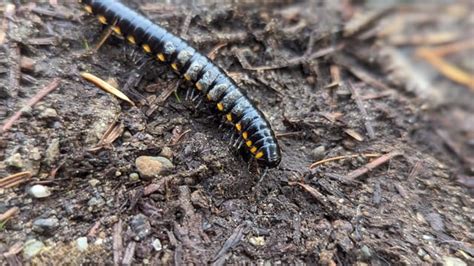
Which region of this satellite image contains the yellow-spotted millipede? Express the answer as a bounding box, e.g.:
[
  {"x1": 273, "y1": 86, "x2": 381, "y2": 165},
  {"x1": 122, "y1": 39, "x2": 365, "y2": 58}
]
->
[{"x1": 79, "y1": 0, "x2": 281, "y2": 169}]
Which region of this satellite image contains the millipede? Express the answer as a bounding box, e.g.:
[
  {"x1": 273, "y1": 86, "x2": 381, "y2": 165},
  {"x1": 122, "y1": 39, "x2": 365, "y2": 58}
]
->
[{"x1": 79, "y1": 0, "x2": 281, "y2": 169}]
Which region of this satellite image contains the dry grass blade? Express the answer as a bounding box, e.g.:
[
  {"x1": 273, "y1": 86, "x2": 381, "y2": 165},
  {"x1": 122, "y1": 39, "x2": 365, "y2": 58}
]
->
[
  {"x1": 417, "y1": 48, "x2": 474, "y2": 91},
  {"x1": 80, "y1": 72, "x2": 135, "y2": 106},
  {"x1": 0, "y1": 171, "x2": 32, "y2": 188}
]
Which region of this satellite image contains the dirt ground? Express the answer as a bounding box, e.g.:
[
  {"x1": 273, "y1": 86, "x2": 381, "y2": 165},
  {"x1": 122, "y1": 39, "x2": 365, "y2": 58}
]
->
[{"x1": 1, "y1": 0, "x2": 473, "y2": 264}]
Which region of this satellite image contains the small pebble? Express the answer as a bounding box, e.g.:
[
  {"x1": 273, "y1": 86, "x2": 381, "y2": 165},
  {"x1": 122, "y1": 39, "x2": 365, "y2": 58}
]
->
[
  {"x1": 443, "y1": 256, "x2": 467, "y2": 266},
  {"x1": 32, "y1": 217, "x2": 59, "y2": 234},
  {"x1": 130, "y1": 214, "x2": 151, "y2": 241},
  {"x1": 38, "y1": 108, "x2": 58, "y2": 119},
  {"x1": 76, "y1": 237, "x2": 88, "y2": 252},
  {"x1": 249, "y1": 236, "x2": 265, "y2": 246},
  {"x1": 159, "y1": 147, "x2": 173, "y2": 159},
  {"x1": 88, "y1": 196, "x2": 105, "y2": 207},
  {"x1": 310, "y1": 145, "x2": 326, "y2": 161},
  {"x1": 152, "y1": 239, "x2": 162, "y2": 251},
  {"x1": 360, "y1": 245, "x2": 372, "y2": 259},
  {"x1": 5, "y1": 153, "x2": 24, "y2": 169},
  {"x1": 28, "y1": 185, "x2": 52, "y2": 198},
  {"x1": 23, "y1": 239, "x2": 45, "y2": 259},
  {"x1": 129, "y1": 172, "x2": 140, "y2": 181},
  {"x1": 135, "y1": 156, "x2": 174, "y2": 178},
  {"x1": 88, "y1": 179, "x2": 100, "y2": 187}
]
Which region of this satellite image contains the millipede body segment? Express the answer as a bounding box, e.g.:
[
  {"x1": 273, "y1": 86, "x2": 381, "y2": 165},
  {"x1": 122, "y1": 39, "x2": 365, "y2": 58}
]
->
[{"x1": 79, "y1": 0, "x2": 281, "y2": 168}]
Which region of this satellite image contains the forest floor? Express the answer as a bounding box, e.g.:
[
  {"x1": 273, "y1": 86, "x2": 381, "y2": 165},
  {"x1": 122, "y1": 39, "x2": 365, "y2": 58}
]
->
[{"x1": 0, "y1": 0, "x2": 473, "y2": 264}]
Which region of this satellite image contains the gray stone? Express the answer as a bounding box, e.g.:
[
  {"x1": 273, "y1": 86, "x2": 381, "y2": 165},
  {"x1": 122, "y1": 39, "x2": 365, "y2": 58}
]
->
[
  {"x1": 130, "y1": 214, "x2": 151, "y2": 241},
  {"x1": 88, "y1": 196, "x2": 105, "y2": 207},
  {"x1": 23, "y1": 239, "x2": 45, "y2": 259},
  {"x1": 32, "y1": 217, "x2": 59, "y2": 234},
  {"x1": 310, "y1": 145, "x2": 326, "y2": 161}
]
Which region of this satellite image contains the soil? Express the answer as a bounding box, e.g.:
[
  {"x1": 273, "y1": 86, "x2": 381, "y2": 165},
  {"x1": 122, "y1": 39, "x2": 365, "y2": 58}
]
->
[{"x1": 1, "y1": 0, "x2": 473, "y2": 265}]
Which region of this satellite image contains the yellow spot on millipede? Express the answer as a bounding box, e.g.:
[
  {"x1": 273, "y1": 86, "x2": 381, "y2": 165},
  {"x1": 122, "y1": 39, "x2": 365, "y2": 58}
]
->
[
  {"x1": 246, "y1": 140, "x2": 252, "y2": 147},
  {"x1": 127, "y1": 35, "x2": 136, "y2": 44},
  {"x1": 98, "y1": 15, "x2": 107, "y2": 24},
  {"x1": 226, "y1": 113, "x2": 232, "y2": 122},
  {"x1": 171, "y1": 63, "x2": 178, "y2": 71},
  {"x1": 255, "y1": 151, "x2": 264, "y2": 159},
  {"x1": 235, "y1": 123, "x2": 242, "y2": 131},
  {"x1": 250, "y1": 146, "x2": 257, "y2": 154},
  {"x1": 207, "y1": 94, "x2": 212, "y2": 101},
  {"x1": 217, "y1": 102, "x2": 224, "y2": 111},
  {"x1": 196, "y1": 82, "x2": 203, "y2": 90},
  {"x1": 184, "y1": 74, "x2": 191, "y2": 81},
  {"x1": 112, "y1": 26, "x2": 122, "y2": 35},
  {"x1": 157, "y1": 53, "x2": 165, "y2": 62},
  {"x1": 142, "y1": 44, "x2": 151, "y2": 53},
  {"x1": 242, "y1": 131, "x2": 248, "y2": 139},
  {"x1": 85, "y1": 5, "x2": 93, "y2": 14}
]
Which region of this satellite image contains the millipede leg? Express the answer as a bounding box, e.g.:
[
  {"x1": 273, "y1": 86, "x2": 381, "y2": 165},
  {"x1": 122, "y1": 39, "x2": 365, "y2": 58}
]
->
[
  {"x1": 195, "y1": 97, "x2": 203, "y2": 108},
  {"x1": 258, "y1": 167, "x2": 269, "y2": 183},
  {"x1": 185, "y1": 87, "x2": 191, "y2": 100}
]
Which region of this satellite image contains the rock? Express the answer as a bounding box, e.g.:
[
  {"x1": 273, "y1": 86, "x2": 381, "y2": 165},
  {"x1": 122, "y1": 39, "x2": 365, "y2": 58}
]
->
[
  {"x1": 76, "y1": 237, "x2": 88, "y2": 252},
  {"x1": 152, "y1": 239, "x2": 162, "y2": 251},
  {"x1": 23, "y1": 239, "x2": 45, "y2": 259},
  {"x1": 310, "y1": 145, "x2": 326, "y2": 161},
  {"x1": 88, "y1": 196, "x2": 105, "y2": 207},
  {"x1": 159, "y1": 147, "x2": 173, "y2": 159},
  {"x1": 129, "y1": 172, "x2": 140, "y2": 181},
  {"x1": 130, "y1": 214, "x2": 151, "y2": 241},
  {"x1": 39, "y1": 108, "x2": 58, "y2": 119},
  {"x1": 443, "y1": 256, "x2": 467, "y2": 266},
  {"x1": 30, "y1": 147, "x2": 42, "y2": 161},
  {"x1": 45, "y1": 139, "x2": 60, "y2": 165},
  {"x1": 360, "y1": 245, "x2": 372, "y2": 259},
  {"x1": 32, "y1": 217, "x2": 59, "y2": 234},
  {"x1": 5, "y1": 153, "x2": 24, "y2": 169},
  {"x1": 249, "y1": 236, "x2": 265, "y2": 246},
  {"x1": 88, "y1": 179, "x2": 100, "y2": 187},
  {"x1": 28, "y1": 185, "x2": 52, "y2": 198},
  {"x1": 135, "y1": 156, "x2": 174, "y2": 178}
]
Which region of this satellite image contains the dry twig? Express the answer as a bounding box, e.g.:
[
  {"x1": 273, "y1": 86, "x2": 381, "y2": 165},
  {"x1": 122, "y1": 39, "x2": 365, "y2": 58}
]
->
[
  {"x1": 310, "y1": 153, "x2": 381, "y2": 169},
  {"x1": 1, "y1": 78, "x2": 61, "y2": 133},
  {"x1": 345, "y1": 151, "x2": 403, "y2": 180}
]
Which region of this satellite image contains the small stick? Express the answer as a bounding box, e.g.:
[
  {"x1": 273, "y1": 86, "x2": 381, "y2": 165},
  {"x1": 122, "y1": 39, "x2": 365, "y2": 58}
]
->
[
  {"x1": 1, "y1": 78, "x2": 61, "y2": 133},
  {"x1": 345, "y1": 151, "x2": 403, "y2": 180},
  {"x1": 121, "y1": 242, "x2": 136, "y2": 265},
  {"x1": 0, "y1": 207, "x2": 19, "y2": 222},
  {"x1": 309, "y1": 153, "x2": 380, "y2": 169},
  {"x1": 347, "y1": 81, "x2": 375, "y2": 139},
  {"x1": 8, "y1": 42, "x2": 21, "y2": 98},
  {"x1": 113, "y1": 220, "x2": 123, "y2": 266}
]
